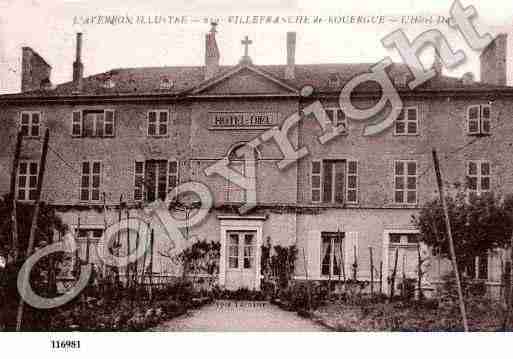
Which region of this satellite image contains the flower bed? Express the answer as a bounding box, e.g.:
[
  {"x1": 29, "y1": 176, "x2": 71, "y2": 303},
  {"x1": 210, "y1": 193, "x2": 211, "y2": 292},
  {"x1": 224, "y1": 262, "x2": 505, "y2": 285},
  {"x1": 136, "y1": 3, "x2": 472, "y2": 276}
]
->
[{"x1": 312, "y1": 298, "x2": 507, "y2": 331}]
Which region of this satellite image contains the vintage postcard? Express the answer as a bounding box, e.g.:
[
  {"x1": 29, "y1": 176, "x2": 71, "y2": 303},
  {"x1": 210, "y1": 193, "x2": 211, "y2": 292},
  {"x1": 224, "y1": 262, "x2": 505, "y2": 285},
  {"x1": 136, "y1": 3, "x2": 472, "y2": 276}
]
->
[{"x1": 1, "y1": 0, "x2": 513, "y2": 356}]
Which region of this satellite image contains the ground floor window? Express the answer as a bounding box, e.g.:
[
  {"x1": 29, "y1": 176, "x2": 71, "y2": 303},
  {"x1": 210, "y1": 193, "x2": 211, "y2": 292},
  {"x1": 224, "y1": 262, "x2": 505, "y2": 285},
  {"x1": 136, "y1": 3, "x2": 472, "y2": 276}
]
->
[
  {"x1": 321, "y1": 232, "x2": 344, "y2": 276},
  {"x1": 461, "y1": 252, "x2": 488, "y2": 281}
]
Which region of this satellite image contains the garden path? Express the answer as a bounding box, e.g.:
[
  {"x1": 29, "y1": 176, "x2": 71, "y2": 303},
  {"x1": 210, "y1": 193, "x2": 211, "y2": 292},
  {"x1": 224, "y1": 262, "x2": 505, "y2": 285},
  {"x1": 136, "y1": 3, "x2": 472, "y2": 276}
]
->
[{"x1": 149, "y1": 300, "x2": 329, "y2": 331}]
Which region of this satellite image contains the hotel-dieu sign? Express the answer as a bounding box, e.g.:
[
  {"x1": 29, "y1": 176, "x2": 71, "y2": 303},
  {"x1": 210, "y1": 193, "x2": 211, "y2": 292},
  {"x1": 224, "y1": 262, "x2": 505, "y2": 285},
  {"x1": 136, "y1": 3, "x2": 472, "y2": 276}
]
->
[{"x1": 209, "y1": 111, "x2": 278, "y2": 129}]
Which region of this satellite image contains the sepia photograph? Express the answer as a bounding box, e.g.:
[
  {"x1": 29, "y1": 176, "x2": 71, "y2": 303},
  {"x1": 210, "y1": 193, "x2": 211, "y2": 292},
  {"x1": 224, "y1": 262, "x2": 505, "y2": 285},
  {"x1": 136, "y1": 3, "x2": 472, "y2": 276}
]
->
[{"x1": 1, "y1": 0, "x2": 513, "y2": 356}]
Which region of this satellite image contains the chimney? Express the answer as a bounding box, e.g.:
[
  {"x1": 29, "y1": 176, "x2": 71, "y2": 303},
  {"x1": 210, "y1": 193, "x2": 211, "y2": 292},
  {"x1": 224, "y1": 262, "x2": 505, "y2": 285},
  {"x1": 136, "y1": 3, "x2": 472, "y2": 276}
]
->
[
  {"x1": 205, "y1": 23, "x2": 220, "y2": 80},
  {"x1": 21, "y1": 47, "x2": 52, "y2": 92},
  {"x1": 73, "y1": 32, "x2": 84, "y2": 88},
  {"x1": 430, "y1": 35, "x2": 443, "y2": 78},
  {"x1": 285, "y1": 32, "x2": 296, "y2": 80},
  {"x1": 480, "y1": 33, "x2": 507, "y2": 86}
]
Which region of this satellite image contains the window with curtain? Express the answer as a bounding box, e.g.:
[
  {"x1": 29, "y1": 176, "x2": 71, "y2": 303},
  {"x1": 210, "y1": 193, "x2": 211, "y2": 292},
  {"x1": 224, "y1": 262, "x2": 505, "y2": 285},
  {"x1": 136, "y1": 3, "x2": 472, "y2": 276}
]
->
[{"x1": 321, "y1": 232, "x2": 344, "y2": 276}]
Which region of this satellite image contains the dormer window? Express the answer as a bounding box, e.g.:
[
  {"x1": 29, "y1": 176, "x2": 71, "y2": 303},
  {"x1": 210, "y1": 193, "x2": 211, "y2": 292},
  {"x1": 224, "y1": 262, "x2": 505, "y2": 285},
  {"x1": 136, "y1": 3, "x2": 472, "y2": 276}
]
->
[
  {"x1": 101, "y1": 76, "x2": 115, "y2": 89},
  {"x1": 159, "y1": 77, "x2": 173, "y2": 90},
  {"x1": 467, "y1": 104, "x2": 491, "y2": 135},
  {"x1": 328, "y1": 73, "x2": 340, "y2": 88}
]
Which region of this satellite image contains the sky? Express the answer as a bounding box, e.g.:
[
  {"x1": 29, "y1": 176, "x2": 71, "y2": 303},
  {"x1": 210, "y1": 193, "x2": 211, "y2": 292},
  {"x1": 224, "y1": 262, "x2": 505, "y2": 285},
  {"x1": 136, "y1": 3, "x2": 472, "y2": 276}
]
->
[{"x1": 0, "y1": 0, "x2": 512, "y2": 93}]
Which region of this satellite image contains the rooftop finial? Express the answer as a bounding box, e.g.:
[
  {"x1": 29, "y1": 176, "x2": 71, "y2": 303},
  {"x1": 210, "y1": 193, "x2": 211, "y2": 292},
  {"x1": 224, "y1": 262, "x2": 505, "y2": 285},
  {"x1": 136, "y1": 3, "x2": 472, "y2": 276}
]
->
[{"x1": 240, "y1": 35, "x2": 253, "y2": 65}]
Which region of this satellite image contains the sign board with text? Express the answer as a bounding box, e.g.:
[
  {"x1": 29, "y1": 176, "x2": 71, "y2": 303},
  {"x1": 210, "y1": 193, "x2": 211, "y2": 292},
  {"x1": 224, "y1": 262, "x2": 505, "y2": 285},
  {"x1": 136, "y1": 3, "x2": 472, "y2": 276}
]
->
[{"x1": 209, "y1": 112, "x2": 278, "y2": 130}]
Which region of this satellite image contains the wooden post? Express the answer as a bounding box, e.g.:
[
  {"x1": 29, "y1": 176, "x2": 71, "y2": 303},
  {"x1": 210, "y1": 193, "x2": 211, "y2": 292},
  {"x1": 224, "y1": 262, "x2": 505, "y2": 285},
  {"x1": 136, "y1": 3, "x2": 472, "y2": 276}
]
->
[
  {"x1": 379, "y1": 261, "x2": 383, "y2": 295},
  {"x1": 126, "y1": 208, "x2": 131, "y2": 289},
  {"x1": 9, "y1": 131, "x2": 23, "y2": 262},
  {"x1": 369, "y1": 247, "x2": 374, "y2": 297},
  {"x1": 352, "y1": 245, "x2": 357, "y2": 281},
  {"x1": 302, "y1": 248, "x2": 311, "y2": 311},
  {"x1": 432, "y1": 149, "x2": 469, "y2": 331},
  {"x1": 389, "y1": 247, "x2": 398, "y2": 300},
  {"x1": 417, "y1": 243, "x2": 423, "y2": 300},
  {"x1": 148, "y1": 228, "x2": 154, "y2": 301},
  {"x1": 116, "y1": 195, "x2": 123, "y2": 287},
  {"x1": 16, "y1": 129, "x2": 50, "y2": 331},
  {"x1": 75, "y1": 215, "x2": 81, "y2": 276}
]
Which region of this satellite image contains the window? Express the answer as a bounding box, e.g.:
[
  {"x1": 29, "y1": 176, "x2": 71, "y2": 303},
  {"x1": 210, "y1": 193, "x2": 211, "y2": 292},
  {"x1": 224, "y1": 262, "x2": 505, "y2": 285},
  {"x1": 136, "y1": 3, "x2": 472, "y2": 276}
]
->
[
  {"x1": 321, "y1": 232, "x2": 344, "y2": 276},
  {"x1": 243, "y1": 234, "x2": 255, "y2": 269},
  {"x1": 389, "y1": 233, "x2": 419, "y2": 245},
  {"x1": 467, "y1": 160, "x2": 491, "y2": 195},
  {"x1": 311, "y1": 160, "x2": 358, "y2": 204},
  {"x1": 133, "y1": 160, "x2": 179, "y2": 202},
  {"x1": 326, "y1": 108, "x2": 347, "y2": 132},
  {"x1": 159, "y1": 78, "x2": 173, "y2": 90},
  {"x1": 72, "y1": 110, "x2": 115, "y2": 137},
  {"x1": 20, "y1": 111, "x2": 41, "y2": 137},
  {"x1": 462, "y1": 252, "x2": 488, "y2": 280},
  {"x1": 227, "y1": 231, "x2": 256, "y2": 270},
  {"x1": 394, "y1": 161, "x2": 417, "y2": 204},
  {"x1": 17, "y1": 161, "x2": 38, "y2": 200},
  {"x1": 228, "y1": 233, "x2": 239, "y2": 269},
  {"x1": 467, "y1": 104, "x2": 491, "y2": 135},
  {"x1": 394, "y1": 106, "x2": 418, "y2": 135},
  {"x1": 148, "y1": 110, "x2": 169, "y2": 136},
  {"x1": 387, "y1": 231, "x2": 421, "y2": 284},
  {"x1": 80, "y1": 161, "x2": 101, "y2": 202},
  {"x1": 76, "y1": 228, "x2": 104, "y2": 241},
  {"x1": 224, "y1": 144, "x2": 258, "y2": 203}
]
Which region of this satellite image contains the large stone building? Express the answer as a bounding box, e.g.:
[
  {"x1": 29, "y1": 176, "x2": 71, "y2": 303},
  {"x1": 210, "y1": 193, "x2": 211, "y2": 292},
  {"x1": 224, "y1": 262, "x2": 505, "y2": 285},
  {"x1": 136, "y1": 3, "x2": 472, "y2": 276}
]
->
[{"x1": 1, "y1": 26, "x2": 513, "y2": 294}]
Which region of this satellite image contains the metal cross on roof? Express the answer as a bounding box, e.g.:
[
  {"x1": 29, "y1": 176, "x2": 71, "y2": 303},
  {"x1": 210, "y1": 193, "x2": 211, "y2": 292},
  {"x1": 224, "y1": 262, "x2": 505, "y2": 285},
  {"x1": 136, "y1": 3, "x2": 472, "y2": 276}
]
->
[{"x1": 241, "y1": 36, "x2": 252, "y2": 58}]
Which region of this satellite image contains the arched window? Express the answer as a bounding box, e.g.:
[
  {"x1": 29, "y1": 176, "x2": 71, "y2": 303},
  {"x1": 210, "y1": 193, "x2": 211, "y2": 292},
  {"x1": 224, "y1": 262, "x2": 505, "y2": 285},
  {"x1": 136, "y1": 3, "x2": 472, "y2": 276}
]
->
[{"x1": 225, "y1": 143, "x2": 258, "y2": 203}]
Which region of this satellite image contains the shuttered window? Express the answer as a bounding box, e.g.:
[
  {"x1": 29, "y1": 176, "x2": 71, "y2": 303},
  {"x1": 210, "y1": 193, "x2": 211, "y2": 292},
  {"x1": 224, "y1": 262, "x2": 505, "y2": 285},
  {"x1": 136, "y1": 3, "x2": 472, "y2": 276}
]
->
[
  {"x1": 467, "y1": 104, "x2": 491, "y2": 135},
  {"x1": 311, "y1": 160, "x2": 358, "y2": 204},
  {"x1": 72, "y1": 110, "x2": 115, "y2": 137},
  {"x1": 134, "y1": 160, "x2": 179, "y2": 202}
]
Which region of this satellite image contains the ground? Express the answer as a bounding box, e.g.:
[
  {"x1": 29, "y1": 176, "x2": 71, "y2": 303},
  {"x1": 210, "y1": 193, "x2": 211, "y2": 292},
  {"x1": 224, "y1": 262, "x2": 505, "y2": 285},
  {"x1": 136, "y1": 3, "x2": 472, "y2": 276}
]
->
[{"x1": 149, "y1": 300, "x2": 328, "y2": 331}]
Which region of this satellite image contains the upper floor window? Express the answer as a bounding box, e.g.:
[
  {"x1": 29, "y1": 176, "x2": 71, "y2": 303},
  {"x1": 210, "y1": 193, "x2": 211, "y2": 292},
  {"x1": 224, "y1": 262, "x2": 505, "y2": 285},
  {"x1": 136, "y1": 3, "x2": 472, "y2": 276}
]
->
[
  {"x1": 311, "y1": 159, "x2": 358, "y2": 204},
  {"x1": 326, "y1": 108, "x2": 347, "y2": 132},
  {"x1": 20, "y1": 111, "x2": 41, "y2": 137},
  {"x1": 17, "y1": 160, "x2": 38, "y2": 200},
  {"x1": 224, "y1": 144, "x2": 258, "y2": 203},
  {"x1": 148, "y1": 110, "x2": 169, "y2": 137},
  {"x1": 394, "y1": 160, "x2": 417, "y2": 204},
  {"x1": 394, "y1": 106, "x2": 418, "y2": 135},
  {"x1": 134, "y1": 159, "x2": 179, "y2": 202},
  {"x1": 80, "y1": 161, "x2": 102, "y2": 202},
  {"x1": 467, "y1": 160, "x2": 491, "y2": 195},
  {"x1": 467, "y1": 104, "x2": 491, "y2": 135},
  {"x1": 72, "y1": 110, "x2": 115, "y2": 137}
]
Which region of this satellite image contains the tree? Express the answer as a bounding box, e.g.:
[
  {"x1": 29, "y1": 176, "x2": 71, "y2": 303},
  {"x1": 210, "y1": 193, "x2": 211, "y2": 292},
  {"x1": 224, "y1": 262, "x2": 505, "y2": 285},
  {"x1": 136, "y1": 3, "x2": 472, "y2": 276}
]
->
[
  {"x1": 0, "y1": 194, "x2": 66, "y2": 329},
  {"x1": 413, "y1": 191, "x2": 513, "y2": 275}
]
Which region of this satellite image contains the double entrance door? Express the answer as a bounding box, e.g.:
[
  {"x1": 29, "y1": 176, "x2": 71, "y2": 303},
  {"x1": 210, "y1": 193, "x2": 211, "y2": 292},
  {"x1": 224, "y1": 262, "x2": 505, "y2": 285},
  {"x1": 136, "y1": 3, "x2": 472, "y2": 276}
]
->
[{"x1": 224, "y1": 230, "x2": 257, "y2": 290}]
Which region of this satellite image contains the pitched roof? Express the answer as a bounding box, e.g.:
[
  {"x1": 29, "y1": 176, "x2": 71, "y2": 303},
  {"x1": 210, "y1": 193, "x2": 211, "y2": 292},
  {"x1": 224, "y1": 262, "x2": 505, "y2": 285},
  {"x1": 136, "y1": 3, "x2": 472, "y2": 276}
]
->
[{"x1": 2, "y1": 62, "x2": 513, "y2": 100}]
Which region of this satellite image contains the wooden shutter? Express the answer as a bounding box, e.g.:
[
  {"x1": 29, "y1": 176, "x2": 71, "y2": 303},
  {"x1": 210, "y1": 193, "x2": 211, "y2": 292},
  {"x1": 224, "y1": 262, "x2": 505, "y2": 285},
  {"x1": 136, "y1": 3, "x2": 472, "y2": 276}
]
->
[
  {"x1": 104, "y1": 109, "x2": 115, "y2": 136},
  {"x1": 344, "y1": 231, "x2": 359, "y2": 279},
  {"x1": 346, "y1": 160, "x2": 358, "y2": 203},
  {"x1": 311, "y1": 161, "x2": 321, "y2": 202},
  {"x1": 467, "y1": 105, "x2": 480, "y2": 134},
  {"x1": 72, "y1": 110, "x2": 82, "y2": 136},
  {"x1": 481, "y1": 104, "x2": 491, "y2": 134},
  {"x1": 307, "y1": 230, "x2": 321, "y2": 279}
]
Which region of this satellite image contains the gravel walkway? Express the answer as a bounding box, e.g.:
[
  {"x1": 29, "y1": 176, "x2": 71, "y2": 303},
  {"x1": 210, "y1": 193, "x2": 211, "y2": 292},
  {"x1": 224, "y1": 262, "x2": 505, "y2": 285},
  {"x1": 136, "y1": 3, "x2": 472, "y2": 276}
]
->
[{"x1": 149, "y1": 300, "x2": 329, "y2": 331}]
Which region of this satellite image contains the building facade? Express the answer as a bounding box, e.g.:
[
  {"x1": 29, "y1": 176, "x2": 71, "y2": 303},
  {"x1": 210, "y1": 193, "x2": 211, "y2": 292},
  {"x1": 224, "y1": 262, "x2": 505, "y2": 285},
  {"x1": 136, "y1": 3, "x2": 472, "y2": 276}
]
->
[{"x1": 1, "y1": 27, "x2": 513, "y2": 294}]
